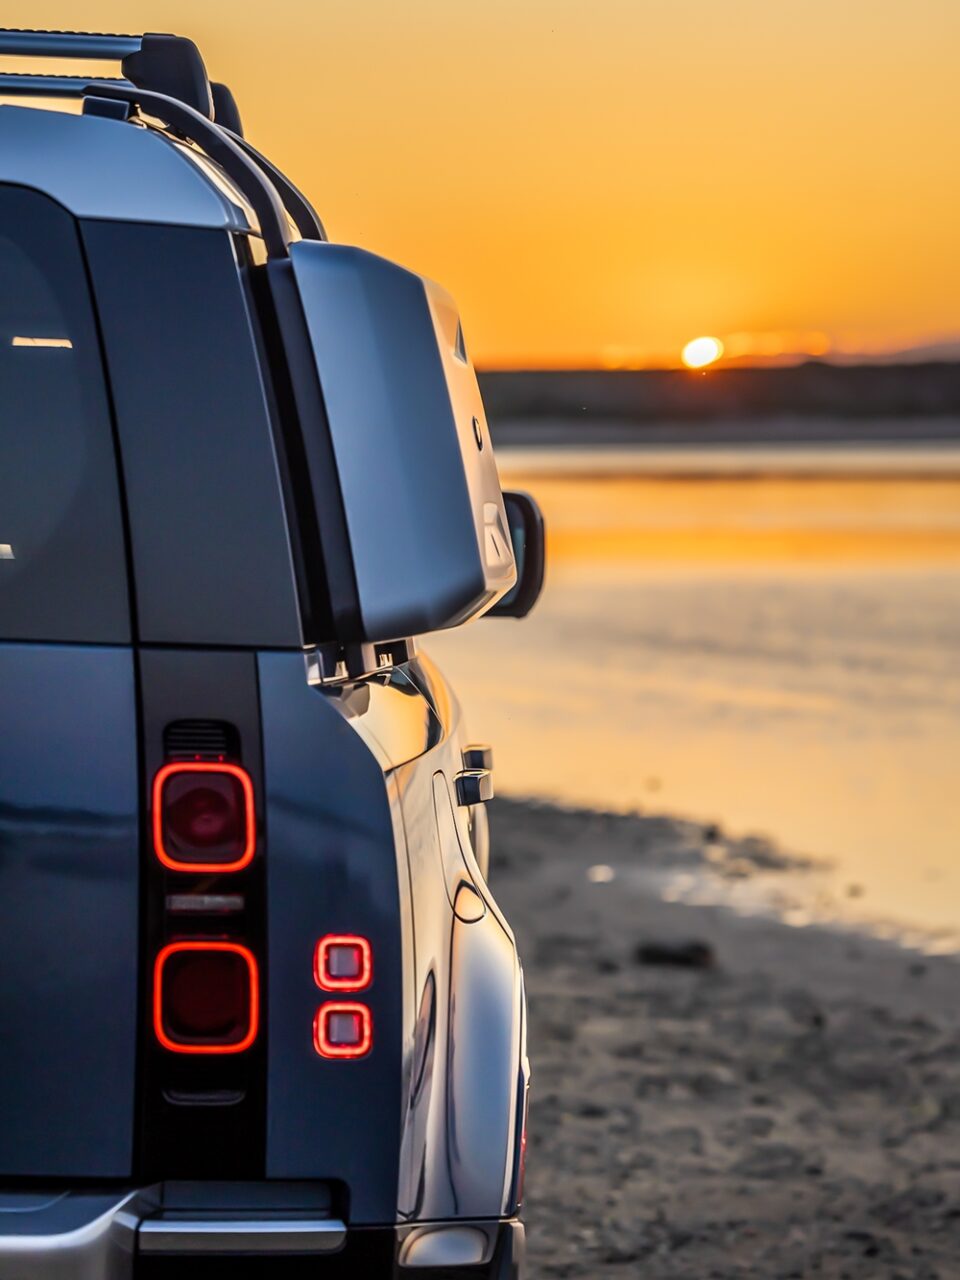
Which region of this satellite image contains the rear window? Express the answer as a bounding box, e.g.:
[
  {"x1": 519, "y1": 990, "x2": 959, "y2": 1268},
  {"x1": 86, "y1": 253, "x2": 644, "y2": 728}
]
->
[{"x1": 0, "y1": 186, "x2": 129, "y2": 642}]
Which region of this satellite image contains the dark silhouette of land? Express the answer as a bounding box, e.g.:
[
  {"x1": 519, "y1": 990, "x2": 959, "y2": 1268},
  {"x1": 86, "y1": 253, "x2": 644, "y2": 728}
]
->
[{"x1": 478, "y1": 362, "x2": 960, "y2": 445}]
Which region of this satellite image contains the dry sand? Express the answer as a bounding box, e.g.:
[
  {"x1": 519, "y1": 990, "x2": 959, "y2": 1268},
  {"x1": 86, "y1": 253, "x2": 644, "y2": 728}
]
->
[{"x1": 490, "y1": 798, "x2": 960, "y2": 1278}]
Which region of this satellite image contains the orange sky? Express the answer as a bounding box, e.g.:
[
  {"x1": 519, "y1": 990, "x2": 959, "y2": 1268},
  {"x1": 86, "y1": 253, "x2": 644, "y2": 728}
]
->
[{"x1": 3, "y1": 2, "x2": 959, "y2": 367}]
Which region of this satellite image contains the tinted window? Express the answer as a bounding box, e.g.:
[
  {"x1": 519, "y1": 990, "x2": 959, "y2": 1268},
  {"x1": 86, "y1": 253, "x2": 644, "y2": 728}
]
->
[{"x1": 0, "y1": 186, "x2": 129, "y2": 642}]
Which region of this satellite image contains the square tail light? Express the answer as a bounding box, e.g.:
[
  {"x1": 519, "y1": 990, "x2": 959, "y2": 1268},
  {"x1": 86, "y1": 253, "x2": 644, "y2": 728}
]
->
[
  {"x1": 314, "y1": 1003, "x2": 372, "y2": 1059},
  {"x1": 314, "y1": 935, "x2": 372, "y2": 992},
  {"x1": 154, "y1": 941, "x2": 259, "y2": 1054},
  {"x1": 153, "y1": 762, "x2": 255, "y2": 873}
]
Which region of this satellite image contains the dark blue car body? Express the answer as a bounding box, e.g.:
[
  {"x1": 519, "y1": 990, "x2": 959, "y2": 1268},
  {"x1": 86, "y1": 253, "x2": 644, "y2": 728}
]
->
[{"x1": 0, "y1": 30, "x2": 533, "y2": 1278}]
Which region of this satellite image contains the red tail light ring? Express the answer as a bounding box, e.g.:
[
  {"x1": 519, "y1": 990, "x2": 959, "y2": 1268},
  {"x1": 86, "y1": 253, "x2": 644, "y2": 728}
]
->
[
  {"x1": 153, "y1": 761, "x2": 256, "y2": 873},
  {"x1": 154, "y1": 941, "x2": 259, "y2": 1054},
  {"x1": 314, "y1": 1002, "x2": 373, "y2": 1059},
  {"x1": 314, "y1": 935, "x2": 373, "y2": 992}
]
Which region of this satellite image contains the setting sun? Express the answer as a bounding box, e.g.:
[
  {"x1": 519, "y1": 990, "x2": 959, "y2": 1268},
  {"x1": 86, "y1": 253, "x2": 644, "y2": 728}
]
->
[{"x1": 681, "y1": 336, "x2": 724, "y2": 369}]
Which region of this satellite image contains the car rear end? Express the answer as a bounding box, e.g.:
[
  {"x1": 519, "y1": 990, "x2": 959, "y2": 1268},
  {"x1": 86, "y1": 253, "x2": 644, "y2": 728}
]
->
[{"x1": 0, "y1": 29, "x2": 530, "y2": 1279}]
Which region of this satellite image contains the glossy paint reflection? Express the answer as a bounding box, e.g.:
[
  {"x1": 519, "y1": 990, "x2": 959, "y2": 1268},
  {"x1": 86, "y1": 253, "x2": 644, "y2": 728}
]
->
[{"x1": 392, "y1": 658, "x2": 523, "y2": 1222}]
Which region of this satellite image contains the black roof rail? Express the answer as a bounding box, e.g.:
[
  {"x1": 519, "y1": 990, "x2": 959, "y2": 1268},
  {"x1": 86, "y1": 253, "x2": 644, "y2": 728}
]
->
[
  {"x1": 228, "y1": 133, "x2": 327, "y2": 242},
  {"x1": 0, "y1": 29, "x2": 141, "y2": 58},
  {"x1": 90, "y1": 82, "x2": 293, "y2": 258},
  {"x1": 0, "y1": 72, "x2": 130, "y2": 97}
]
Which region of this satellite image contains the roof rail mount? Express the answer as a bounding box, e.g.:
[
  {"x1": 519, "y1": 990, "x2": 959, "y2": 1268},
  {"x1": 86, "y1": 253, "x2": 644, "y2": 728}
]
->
[
  {"x1": 211, "y1": 82, "x2": 243, "y2": 138},
  {"x1": 121, "y1": 34, "x2": 212, "y2": 119}
]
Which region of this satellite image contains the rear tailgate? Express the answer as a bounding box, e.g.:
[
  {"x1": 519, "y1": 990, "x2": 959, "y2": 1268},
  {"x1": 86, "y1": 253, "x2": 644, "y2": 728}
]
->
[
  {"x1": 0, "y1": 184, "x2": 140, "y2": 1177},
  {"x1": 0, "y1": 647, "x2": 139, "y2": 1176}
]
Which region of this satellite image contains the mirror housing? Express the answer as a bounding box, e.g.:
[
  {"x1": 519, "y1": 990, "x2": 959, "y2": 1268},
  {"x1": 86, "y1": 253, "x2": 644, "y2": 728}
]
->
[{"x1": 486, "y1": 491, "x2": 545, "y2": 619}]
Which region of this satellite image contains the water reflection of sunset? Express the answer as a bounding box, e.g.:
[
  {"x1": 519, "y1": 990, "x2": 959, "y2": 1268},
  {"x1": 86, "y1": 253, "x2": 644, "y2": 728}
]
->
[
  {"x1": 531, "y1": 475, "x2": 960, "y2": 564},
  {"x1": 428, "y1": 461, "x2": 960, "y2": 947}
]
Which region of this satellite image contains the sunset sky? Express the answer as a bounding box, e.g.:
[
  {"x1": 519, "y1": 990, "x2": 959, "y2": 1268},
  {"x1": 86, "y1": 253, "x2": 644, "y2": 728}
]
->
[{"x1": 3, "y1": 1, "x2": 959, "y2": 367}]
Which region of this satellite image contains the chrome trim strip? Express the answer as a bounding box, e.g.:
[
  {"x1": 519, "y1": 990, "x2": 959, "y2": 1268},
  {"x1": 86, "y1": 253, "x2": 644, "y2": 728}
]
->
[{"x1": 138, "y1": 1216, "x2": 347, "y2": 1255}]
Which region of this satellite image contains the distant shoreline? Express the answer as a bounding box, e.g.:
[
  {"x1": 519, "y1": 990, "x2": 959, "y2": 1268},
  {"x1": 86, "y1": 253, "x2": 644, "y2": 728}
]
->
[
  {"x1": 489, "y1": 415, "x2": 960, "y2": 450},
  {"x1": 478, "y1": 364, "x2": 960, "y2": 443},
  {"x1": 495, "y1": 438, "x2": 960, "y2": 480}
]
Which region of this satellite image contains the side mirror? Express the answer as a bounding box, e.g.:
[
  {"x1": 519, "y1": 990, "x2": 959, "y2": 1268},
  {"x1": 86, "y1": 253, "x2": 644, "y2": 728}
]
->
[{"x1": 486, "y1": 491, "x2": 545, "y2": 619}]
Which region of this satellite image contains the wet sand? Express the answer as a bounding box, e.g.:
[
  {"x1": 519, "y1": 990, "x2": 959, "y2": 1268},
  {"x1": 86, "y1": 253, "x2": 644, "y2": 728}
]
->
[{"x1": 490, "y1": 798, "x2": 960, "y2": 1278}]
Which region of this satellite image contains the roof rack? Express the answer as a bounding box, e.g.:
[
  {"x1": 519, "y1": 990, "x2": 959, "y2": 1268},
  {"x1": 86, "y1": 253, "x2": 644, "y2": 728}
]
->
[
  {"x1": 0, "y1": 29, "x2": 141, "y2": 58},
  {"x1": 0, "y1": 28, "x2": 326, "y2": 252},
  {"x1": 0, "y1": 30, "x2": 212, "y2": 115}
]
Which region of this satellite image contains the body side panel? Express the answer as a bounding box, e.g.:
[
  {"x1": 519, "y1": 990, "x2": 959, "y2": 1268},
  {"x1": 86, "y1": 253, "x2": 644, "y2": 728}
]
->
[
  {"x1": 258, "y1": 652, "x2": 406, "y2": 1223},
  {"x1": 0, "y1": 644, "x2": 139, "y2": 1176},
  {"x1": 393, "y1": 735, "x2": 522, "y2": 1223}
]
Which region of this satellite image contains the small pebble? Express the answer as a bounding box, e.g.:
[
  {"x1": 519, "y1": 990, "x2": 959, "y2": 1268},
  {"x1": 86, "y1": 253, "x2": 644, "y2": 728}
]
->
[
  {"x1": 633, "y1": 940, "x2": 716, "y2": 969},
  {"x1": 587, "y1": 864, "x2": 615, "y2": 883}
]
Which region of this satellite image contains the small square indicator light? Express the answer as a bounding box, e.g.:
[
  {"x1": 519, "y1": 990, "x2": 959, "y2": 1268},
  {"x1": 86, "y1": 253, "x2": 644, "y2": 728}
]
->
[
  {"x1": 314, "y1": 935, "x2": 372, "y2": 992},
  {"x1": 314, "y1": 1002, "x2": 372, "y2": 1059}
]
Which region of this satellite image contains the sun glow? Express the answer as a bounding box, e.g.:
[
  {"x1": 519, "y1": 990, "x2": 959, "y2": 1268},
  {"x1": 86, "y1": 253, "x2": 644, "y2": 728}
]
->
[{"x1": 682, "y1": 336, "x2": 724, "y2": 369}]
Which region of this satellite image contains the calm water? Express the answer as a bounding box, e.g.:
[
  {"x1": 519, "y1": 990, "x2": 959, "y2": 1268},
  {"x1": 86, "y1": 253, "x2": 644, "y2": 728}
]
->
[{"x1": 427, "y1": 445, "x2": 960, "y2": 950}]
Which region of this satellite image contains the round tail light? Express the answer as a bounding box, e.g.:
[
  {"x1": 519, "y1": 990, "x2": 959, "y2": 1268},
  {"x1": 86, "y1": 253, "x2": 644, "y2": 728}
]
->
[
  {"x1": 154, "y1": 942, "x2": 259, "y2": 1054},
  {"x1": 153, "y1": 762, "x2": 255, "y2": 872}
]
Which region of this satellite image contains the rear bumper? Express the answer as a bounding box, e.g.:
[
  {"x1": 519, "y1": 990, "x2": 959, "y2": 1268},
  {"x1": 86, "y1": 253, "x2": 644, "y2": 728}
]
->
[
  {"x1": 0, "y1": 1189, "x2": 143, "y2": 1280},
  {"x1": 0, "y1": 1189, "x2": 524, "y2": 1278}
]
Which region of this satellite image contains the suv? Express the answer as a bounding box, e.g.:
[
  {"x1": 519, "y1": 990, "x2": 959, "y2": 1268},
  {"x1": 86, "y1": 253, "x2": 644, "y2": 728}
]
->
[{"x1": 0, "y1": 29, "x2": 543, "y2": 1279}]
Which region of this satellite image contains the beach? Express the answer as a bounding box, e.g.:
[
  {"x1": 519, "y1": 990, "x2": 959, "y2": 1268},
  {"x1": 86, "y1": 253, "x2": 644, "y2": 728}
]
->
[
  {"x1": 426, "y1": 443, "x2": 960, "y2": 1275},
  {"x1": 491, "y1": 797, "x2": 960, "y2": 1278}
]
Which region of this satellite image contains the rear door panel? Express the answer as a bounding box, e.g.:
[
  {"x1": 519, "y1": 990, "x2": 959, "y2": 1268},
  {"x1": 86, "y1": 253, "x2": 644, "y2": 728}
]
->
[
  {"x1": 0, "y1": 644, "x2": 139, "y2": 1176},
  {"x1": 259, "y1": 652, "x2": 406, "y2": 1223}
]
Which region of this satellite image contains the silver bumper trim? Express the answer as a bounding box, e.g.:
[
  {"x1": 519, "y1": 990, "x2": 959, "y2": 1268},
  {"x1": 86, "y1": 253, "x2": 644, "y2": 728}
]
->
[{"x1": 138, "y1": 1215, "x2": 347, "y2": 1255}]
